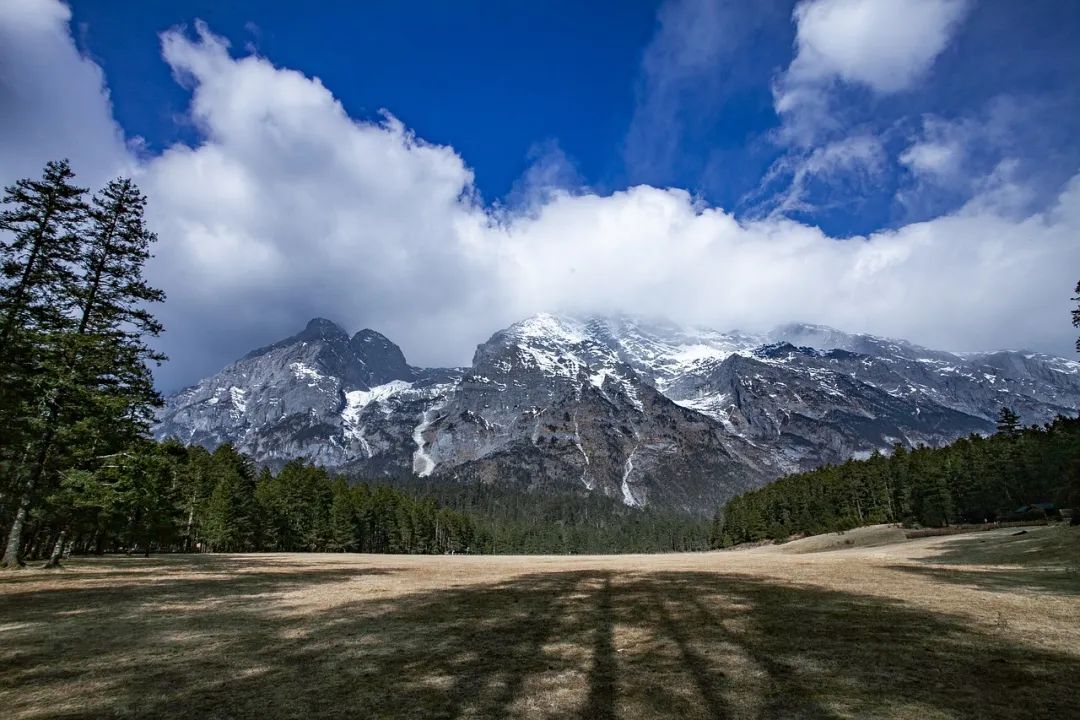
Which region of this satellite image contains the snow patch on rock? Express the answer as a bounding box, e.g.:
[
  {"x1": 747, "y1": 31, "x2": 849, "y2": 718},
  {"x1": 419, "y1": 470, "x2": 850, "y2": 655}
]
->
[
  {"x1": 289, "y1": 362, "x2": 326, "y2": 386},
  {"x1": 412, "y1": 390, "x2": 452, "y2": 477},
  {"x1": 229, "y1": 387, "x2": 247, "y2": 414},
  {"x1": 343, "y1": 380, "x2": 414, "y2": 422},
  {"x1": 621, "y1": 447, "x2": 641, "y2": 507}
]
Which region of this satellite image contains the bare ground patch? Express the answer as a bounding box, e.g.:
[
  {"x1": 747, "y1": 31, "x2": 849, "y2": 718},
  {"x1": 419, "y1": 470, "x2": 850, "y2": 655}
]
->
[{"x1": 1, "y1": 528, "x2": 1077, "y2": 719}]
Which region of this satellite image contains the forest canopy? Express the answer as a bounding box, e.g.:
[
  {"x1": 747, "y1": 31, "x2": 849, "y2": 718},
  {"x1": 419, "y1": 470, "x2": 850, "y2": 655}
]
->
[{"x1": 711, "y1": 412, "x2": 1080, "y2": 548}]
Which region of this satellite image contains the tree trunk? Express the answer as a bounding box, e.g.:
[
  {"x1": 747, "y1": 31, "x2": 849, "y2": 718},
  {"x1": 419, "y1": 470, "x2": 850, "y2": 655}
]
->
[
  {"x1": 185, "y1": 491, "x2": 197, "y2": 552},
  {"x1": 2, "y1": 420, "x2": 58, "y2": 568},
  {"x1": 74, "y1": 222, "x2": 116, "y2": 337},
  {"x1": 26, "y1": 529, "x2": 48, "y2": 562},
  {"x1": 42, "y1": 529, "x2": 67, "y2": 569},
  {"x1": 1, "y1": 492, "x2": 30, "y2": 568}
]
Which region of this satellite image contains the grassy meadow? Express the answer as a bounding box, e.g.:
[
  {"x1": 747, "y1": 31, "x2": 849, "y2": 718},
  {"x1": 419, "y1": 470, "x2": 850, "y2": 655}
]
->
[{"x1": 1, "y1": 525, "x2": 1077, "y2": 719}]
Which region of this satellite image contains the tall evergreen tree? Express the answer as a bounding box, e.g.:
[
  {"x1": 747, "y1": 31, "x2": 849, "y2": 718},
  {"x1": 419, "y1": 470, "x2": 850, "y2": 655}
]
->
[
  {"x1": 1, "y1": 170, "x2": 165, "y2": 568},
  {"x1": 0, "y1": 159, "x2": 86, "y2": 347},
  {"x1": 996, "y1": 407, "x2": 1021, "y2": 436},
  {"x1": 0, "y1": 161, "x2": 88, "y2": 568},
  {"x1": 73, "y1": 177, "x2": 166, "y2": 432},
  {"x1": 201, "y1": 445, "x2": 259, "y2": 552},
  {"x1": 1073, "y1": 280, "x2": 1080, "y2": 353},
  {"x1": 328, "y1": 478, "x2": 357, "y2": 552}
]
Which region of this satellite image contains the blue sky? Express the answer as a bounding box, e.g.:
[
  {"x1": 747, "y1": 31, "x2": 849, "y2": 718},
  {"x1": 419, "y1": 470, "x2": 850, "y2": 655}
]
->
[
  {"x1": 68, "y1": 1, "x2": 660, "y2": 202},
  {"x1": 2, "y1": 0, "x2": 1079, "y2": 389},
  {"x1": 65, "y1": 0, "x2": 1080, "y2": 235}
]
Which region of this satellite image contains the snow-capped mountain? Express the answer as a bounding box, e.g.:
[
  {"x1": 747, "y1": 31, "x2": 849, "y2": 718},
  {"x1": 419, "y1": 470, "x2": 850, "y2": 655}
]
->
[
  {"x1": 154, "y1": 314, "x2": 1080, "y2": 512},
  {"x1": 154, "y1": 318, "x2": 460, "y2": 470}
]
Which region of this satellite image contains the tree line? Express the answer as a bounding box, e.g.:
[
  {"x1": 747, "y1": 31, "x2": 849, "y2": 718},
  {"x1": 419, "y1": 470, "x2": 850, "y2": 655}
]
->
[
  {"x1": 25, "y1": 436, "x2": 710, "y2": 558},
  {"x1": 389, "y1": 476, "x2": 711, "y2": 554},
  {"x1": 31, "y1": 440, "x2": 480, "y2": 557},
  {"x1": 711, "y1": 410, "x2": 1080, "y2": 548}
]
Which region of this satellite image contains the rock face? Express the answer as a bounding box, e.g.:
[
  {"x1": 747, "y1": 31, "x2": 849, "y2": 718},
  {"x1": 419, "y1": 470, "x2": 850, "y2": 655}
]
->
[
  {"x1": 412, "y1": 315, "x2": 765, "y2": 511},
  {"x1": 155, "y1": 314, "x2": 1080, "y2": 512}
]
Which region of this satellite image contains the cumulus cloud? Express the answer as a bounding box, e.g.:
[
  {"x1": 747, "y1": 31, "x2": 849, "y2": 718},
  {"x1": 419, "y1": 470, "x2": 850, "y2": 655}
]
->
[
  {"x1": 775, "y1": 0, "x2": 970, "y2": 144},
  {"x1": 0, "y1": 0, "x2": 130, "y2": 185},
  {"x1": 785, "y1": 0, "x2": 969, "y2": 92},
  {"x1": 1, "y1": 2, "x2": 1077, "y2": 393},
  {"x1": 495, "y1": 177, "x2": 1079, "y2": 360}
]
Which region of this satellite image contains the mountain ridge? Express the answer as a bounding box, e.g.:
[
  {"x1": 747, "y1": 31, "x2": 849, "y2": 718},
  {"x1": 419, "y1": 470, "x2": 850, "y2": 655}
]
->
[{"x1": 154, "y1": 313, "x2": 1080, "y2": 513}]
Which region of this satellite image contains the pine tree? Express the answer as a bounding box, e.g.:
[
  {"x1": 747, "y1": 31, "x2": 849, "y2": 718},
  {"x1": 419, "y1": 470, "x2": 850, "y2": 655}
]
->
[
  {"x1": 201, "y1": 446, "x2": 259, "y2": 552},
  {"x1": 914, "y1": 459, "x2": 954, "y2": 527},
  {"x1": 71, "y1": 178, "x2": 166, "y2": 446},
  {"x1": 203, "y1": 474, "x2": 239, "y2": 553},
  {"x1": 1073, "y1": 280, "x2": 1080, "y2": 354},
  {"x1": 0, "y1": 161, "x2": 88, "y2": 568},
  {"x1": 328, "y1": 478, "x2": 357, "y2": 552},
  {"x1": 0, "y1": 160, "x2": 86, "y2": 347},
  {"x1": 996, "y1": 407, "x2": 1021, "y2": 437}
]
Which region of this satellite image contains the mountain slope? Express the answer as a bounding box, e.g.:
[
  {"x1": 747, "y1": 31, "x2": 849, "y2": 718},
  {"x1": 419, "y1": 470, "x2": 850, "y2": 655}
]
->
[
  {"x1": 155, "y1": 314, "x2": 1080, "y2": 511},
  {"x1": 410, "y1": 315, "x2": 765, "y2": 510}
]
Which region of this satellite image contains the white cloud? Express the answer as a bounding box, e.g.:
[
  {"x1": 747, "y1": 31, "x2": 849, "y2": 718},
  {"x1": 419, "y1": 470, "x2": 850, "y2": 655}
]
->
[
  {"x1": 788, "y1": 0, "x2": 969, "y2": 92},
  {"x1": 1, "y1": 3, "x2": 1077, "y2": 392},
  {"x1": 0, "y1": 0, "x2": 130, "y2": 185},
  {"x1": 896, "y1": 99, "x2": 1054, "y2": 215},
  {"x1": 900, "y1": 140, "x2": 960, "y2": 178},
  {"x1": 745, "y1": 134, "x2": 887, "y2": 217},
  {"x1": 141, "y1": 22, "x2": 492, "y2": 385},
  {"x1": 775, "y1": 0, "x2": 970, "y2": 144},
  {"x1": 492, "y1": 177, "x2": 1078, "y2": 360}
]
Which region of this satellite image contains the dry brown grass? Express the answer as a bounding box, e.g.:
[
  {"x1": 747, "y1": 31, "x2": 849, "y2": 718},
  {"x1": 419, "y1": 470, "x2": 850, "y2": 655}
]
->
[{"x1": 1, "y1": 526, "x2": 1077, "y2": 719}]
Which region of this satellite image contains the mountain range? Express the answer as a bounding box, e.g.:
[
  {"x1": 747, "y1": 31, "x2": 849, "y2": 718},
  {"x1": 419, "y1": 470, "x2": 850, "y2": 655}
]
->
[{"x1": 154, "y1": 314, "x2": 1080, "y2": 513}]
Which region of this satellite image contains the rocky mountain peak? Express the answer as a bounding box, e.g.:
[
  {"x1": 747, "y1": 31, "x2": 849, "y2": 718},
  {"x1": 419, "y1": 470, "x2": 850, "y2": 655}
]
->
[
  {"x1": 304, "y1": 316, "x2": 347, "y2": 335},
  {"x1": 767, "y1": 322, "x2": 957, "y2": 363},
  {"x1": 349, "y1": 329, "x2": 414, "y2": 386},
  {"x1": 241, "y1": 317, "x2": 348, "y2": 362},
  {"x1": 506, "y1": 313, "x2": 589, "y2": 343}
]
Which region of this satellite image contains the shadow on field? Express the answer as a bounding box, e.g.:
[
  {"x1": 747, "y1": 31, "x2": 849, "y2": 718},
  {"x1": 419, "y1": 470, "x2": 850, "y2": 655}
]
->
[
  {"x1": 892, "y1": 526, "x2": 1080, "y2": 596},
  {"x1": 890, "y1": 563, "x2": 1080, "y2": 596},
  {"x1": 1, "y1": 557, "x2": 1077, "y2": 719},
  {"x1": 912, "y1": 526, "x2": 1080, "y2": 568}
]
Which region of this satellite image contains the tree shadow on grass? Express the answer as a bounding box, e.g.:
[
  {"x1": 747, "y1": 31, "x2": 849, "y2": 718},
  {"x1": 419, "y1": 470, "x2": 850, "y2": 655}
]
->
[
  {"x1": 892, "y1": 526, "x2": 1080, "y2": 596},
  {"x1": 1, "y1": 559, "x2": 1077, "y2": 719},
  {"x1": 889, "y1": 563, "x2": 1080, "y2": 596},
  {"x1": 0, "y1": 553, "x2": 359, "y2": 588},
  {"x1": 912, "y1": 526, "x2": 1080, "y2": 568}
]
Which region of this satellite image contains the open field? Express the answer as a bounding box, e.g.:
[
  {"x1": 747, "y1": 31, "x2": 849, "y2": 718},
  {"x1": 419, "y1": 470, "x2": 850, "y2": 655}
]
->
[{"x1": 1, "y1": 525, "x2": 1078, "y2": 719}]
